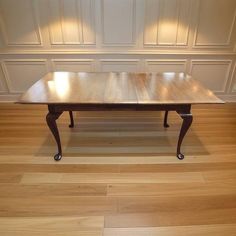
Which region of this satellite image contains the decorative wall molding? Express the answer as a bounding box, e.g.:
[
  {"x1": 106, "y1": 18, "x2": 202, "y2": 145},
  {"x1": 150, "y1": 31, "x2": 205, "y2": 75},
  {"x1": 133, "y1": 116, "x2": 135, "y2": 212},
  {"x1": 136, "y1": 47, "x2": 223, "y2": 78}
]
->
[
  {"x1": 102, "y1": 0, "x2": 136, "y2": 45},
  {"x1": 51, "y1": 59, "x2": 95, "y2": 72},
  {"x1": 189, "y1": 60, "x2": 232, "y2": 93},
  {"x1": 229, "y1": 63, "x2": 236, "y2": 93},
  {"x1": 0, "y1": 94, "x2": 20, "y2": 102},
  {"x1": 143, "y1": 0, "x2": 191, "y2": 47},
  {"x1": 2, "y1": 59, "x2": 48, "y2": 93},
  {"x1": 48, "y1": 0, "x2": 96, "y2": 45},
  {"x1": 145, "y1": 59, "x2": 187, "y2": 73},
  {"x1": 0, "y1": 62, "x2": 8, "y2": 93},
  {"x1": 1, "y1": 50, "x2": 236, "y2": 56},
  {"x1": 218, "y1": 94, "x2": 236, "y2": 102},
  {"x1": 100, "y1": 59, "x2": 140, "y2": 72},
  {"x1": 0, "y1": 0, "x2": 42, "y2": 46},
  {"x1": 193, "y1": 0, "x2": 236, "y2": 49}
]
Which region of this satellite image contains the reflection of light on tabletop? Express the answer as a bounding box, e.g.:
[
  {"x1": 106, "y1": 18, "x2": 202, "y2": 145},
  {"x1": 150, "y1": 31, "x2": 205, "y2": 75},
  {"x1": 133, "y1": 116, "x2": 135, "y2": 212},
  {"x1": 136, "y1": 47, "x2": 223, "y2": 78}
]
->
[
  {"x1": 120, "y1": 72, "x2": 128, "y2": 84},
  {"x1": 120, "y1": 72, "x2": 128, "y2": 78},
  {"x1": 163, "y1": 72, "x2": 175, "y2": 80},
  {"x1": 78, "y1": 72, "x2": 88, "y2": 78},
  {"x1": 48, "y1": 72, "x2": 70, "y2": 98},
  {"x1": 161, "y1": 87, "x2": 168, "y2": 94},
  {"x1": 150, "y1": 73, "x2": 157, "y2": 87},
  {"x1": 193, "y1": 85, "x2": 198, "y2": 92},
  {"x1": 208, "y1": 90, "x2": 213, "y2": 96},
  {"x1": 179, "y1": 73, "x2": 186, "y2": 79},
  {"x1": 48, "y1": 80, "x2": 55, "y2": 91}
]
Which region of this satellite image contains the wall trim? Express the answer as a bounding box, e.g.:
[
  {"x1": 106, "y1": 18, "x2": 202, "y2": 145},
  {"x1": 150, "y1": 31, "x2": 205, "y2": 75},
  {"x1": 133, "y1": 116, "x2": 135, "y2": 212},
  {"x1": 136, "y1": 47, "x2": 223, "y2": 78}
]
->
[
  {"x1": 0, "y1": 0, "x2": 42, "y2": 46},
  {"x1": 143, "y1": 0, "x2": 192, "y2": 47},
  {"x1": 101, "y1": 0, "x2": 136, "y2": 46},
  {"x1": 218, "y1": 94, "x2": 236, "y2": 102},
  {"x1": 1, "y1": 59, "x2": 48, "y2": 93},
  {"x1": 189, "y1": 59, "x2": 233, "y2": 93},
  {"x1": 48, "y1": 0, "x2": 96, "y2": 45},
  {"x1": 0, "y1": 94, "x2": 20, "y2": 102},
  {"x1": 229, "y1": 62, "x2": 236, "y2": 93},
  {"x1": 0, "y1": 62, "x2": 8, "y2": 93},
  {"x1": 193, "y1": 0, "x2": 236, "y2": 49},
  {"x1": 145, "y1": 59, "x2": 187, "y2": 71},
  {"x1": 51, "y1": 59, "x2": 95, "y2": 71},
  {"x1": 1, "y1": 50, "x2": 236, "y2": 56}
]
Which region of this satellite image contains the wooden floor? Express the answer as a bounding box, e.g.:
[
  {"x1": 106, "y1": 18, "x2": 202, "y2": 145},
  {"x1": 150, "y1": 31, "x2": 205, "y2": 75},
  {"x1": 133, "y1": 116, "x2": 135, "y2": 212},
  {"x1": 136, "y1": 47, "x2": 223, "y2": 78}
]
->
[{"x1": 0, "y1": 103, "x2": 236, "y2": 235}]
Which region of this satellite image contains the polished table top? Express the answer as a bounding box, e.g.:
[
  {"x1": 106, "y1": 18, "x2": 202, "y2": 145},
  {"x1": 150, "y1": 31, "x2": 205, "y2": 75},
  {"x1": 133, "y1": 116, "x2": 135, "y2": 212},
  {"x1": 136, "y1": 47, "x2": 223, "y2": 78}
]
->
[{"x1": 19, "y1": 72, "x2": 223, "y2": 105}]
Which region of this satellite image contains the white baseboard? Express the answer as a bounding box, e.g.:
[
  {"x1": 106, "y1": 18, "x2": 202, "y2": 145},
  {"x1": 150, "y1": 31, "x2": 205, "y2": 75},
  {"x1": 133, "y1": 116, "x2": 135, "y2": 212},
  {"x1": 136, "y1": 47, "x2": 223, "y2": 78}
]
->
[
  {"x1": 218, "y1": 94, "x2": 236, "y2": 102},
  {"x1": 0, "y1": 94, "x2": 20, "y2": 102}
]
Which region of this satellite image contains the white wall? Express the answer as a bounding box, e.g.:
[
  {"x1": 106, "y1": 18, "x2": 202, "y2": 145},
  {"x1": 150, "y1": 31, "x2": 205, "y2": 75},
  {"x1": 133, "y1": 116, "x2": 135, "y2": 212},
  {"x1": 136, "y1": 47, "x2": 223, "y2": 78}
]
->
[{"x1": 0, "y1": 0, "x2": 236, "y2": 101}]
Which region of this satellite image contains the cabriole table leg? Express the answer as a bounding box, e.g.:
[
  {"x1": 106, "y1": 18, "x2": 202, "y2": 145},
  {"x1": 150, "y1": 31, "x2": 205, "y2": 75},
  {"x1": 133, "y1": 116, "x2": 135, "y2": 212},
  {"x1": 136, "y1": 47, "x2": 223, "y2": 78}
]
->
[
  {"x1": 69, "y1": 111, "x2": 74, "y2": 128},
  {"x1": 46, "y1": 106, "x2": 63, "y2": 161},
  {"x1": 164, "y1": 111, "x2": 170, "y2": 128},
  {"x1": 176, "y1": 106, "x2": 193, "y2": 160}
]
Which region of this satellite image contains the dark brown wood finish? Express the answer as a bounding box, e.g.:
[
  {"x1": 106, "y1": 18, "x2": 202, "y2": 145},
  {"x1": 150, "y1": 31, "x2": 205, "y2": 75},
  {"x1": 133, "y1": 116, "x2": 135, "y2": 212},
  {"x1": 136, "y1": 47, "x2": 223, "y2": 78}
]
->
[
  {"x1": 18, "y1": 72, "x2": 224, "y2": 161},
  {"x1": 68, "y1": 111, "x2": 74, "y2": 128}
]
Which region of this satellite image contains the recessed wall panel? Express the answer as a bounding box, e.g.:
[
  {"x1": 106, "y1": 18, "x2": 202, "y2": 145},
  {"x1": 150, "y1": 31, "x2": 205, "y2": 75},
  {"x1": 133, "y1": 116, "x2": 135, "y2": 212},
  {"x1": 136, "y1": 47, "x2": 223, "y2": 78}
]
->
[
  {"x1": 194, "y1": 0, "x2": 236, "y2": 47},
  {"x1": 0, "y1": 0, "x2": 41, "y2": 45},
  {"x1": 145, "y1": 60, "x2": 187, "y2": 73},
  {"x1": 190, "y1": 60, "x2": 232, "y2": 93},
  {"x1": 100, "y1": 60, "x2": 139, "y2": 72},
  {"x1": 102, "y1": 0, "x2": 135, "y2": 44},
  {"x1": 48, "y1": 0, "x2": 95, "y2": 45},
  {"x1": 52, "y1": 59, "x2": 94, "y2": 72},
  {"x1": 3, "y1": 60, "x2": 48, "y2": 93},
  {"x1": 144, "y1": 0, "x2": 191, "y2": 46},
  {"x1": 81, "y1": 0, "x2": 96, "y2": 44},
  {"x1": 0, "y1": 65, "x2": 8, "y2": 93}
]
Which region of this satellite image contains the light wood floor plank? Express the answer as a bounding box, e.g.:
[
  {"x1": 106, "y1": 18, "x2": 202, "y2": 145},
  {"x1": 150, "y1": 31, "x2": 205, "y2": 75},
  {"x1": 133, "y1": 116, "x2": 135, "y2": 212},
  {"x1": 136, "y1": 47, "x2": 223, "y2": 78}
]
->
[
  {"x1": 0, "y1": 196, "x2": 117, "y2": 216},
  {"x1": 104, "y1": 224, "x2": 236, "y2": 236},
  {"x1": 21, "y1": 172, "x2": 205, "y2": 184},
  {"x1": 107, "y1": 182, "x2": 236, "y2": 196},
  {"x1": 0, "y1": 183, "x2": 107, "y2": 197},
  {"x1": 0, "y1": 216, "x2": 103, "y2": 236},
  {"x1": 104, "y1": 209, "x2": 236, "y2": 227}
]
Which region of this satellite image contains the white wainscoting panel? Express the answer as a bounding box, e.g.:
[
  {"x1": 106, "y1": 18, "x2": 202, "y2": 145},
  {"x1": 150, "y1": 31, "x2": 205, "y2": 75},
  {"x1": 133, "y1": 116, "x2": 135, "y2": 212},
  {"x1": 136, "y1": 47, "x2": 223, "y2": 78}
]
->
[
  {"x1": 0, "y1": 63, "x2": 8, "y2": 93},
  {"x1": 100, "y1": 60, "x2": 140, "y2": 72},
  {"x1": 145, "y1": 60, "x2": 187, "y2": 73},
  {"x1": 2, "y1": 60, "x2": 48, "y2": 93},
  {"x1": 0, "y1": 0, "x2": 42, "y2": 46},
  {"x1": 48, "y1": 0, "x2": 95, "y2": 45},
  {"x1": 52, "y1": 59, "x2": 95, "y2": 72},
  {"x1": 230, "y1": 64, "x2": 236, "y2": 93},
  {"x1": 190, "y1": 60, "x2": 232, "y2": 93},
  {"x1": 144, "y1": 0, "x2": 191, "y2": 46},
  {"x1": 194, "y1": 0, "x2": 236, "y2": 48},
  {"x1": 102, "y1": 0, "x2": 135, "y2": 45},
  {"x1": 80, "y1": 0, "x2": 96, "y2": 44}
]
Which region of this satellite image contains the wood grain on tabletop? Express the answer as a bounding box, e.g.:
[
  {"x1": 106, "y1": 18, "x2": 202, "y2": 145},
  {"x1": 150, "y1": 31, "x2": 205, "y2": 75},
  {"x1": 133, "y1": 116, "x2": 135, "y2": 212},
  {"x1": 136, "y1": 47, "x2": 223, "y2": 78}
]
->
[{"x1": 18, "y1": 72, "x2": 223, "y2": 104}]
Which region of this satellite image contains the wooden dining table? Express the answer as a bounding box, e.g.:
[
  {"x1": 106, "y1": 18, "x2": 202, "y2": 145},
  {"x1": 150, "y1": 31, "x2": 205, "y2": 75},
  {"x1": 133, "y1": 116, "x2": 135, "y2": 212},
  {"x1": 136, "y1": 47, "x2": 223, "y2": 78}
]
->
[{"x1": 18, "y1": 72, "x2": 223, "y2": 161}]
